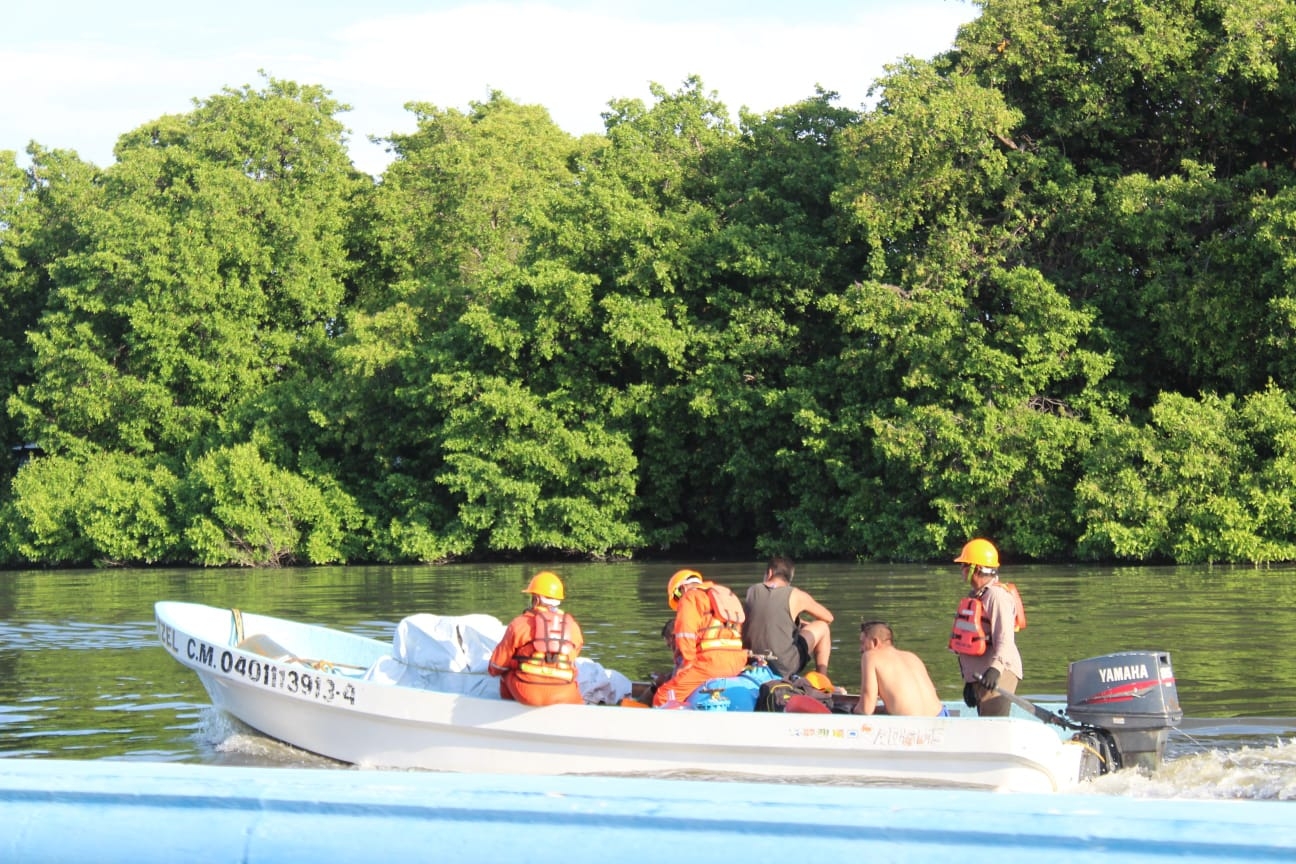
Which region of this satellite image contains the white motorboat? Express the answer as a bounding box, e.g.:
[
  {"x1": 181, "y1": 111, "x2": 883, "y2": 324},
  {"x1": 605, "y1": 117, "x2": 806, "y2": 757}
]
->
[{"x1": 154, "y1": 600, "x2": 1181, "y2": 794}]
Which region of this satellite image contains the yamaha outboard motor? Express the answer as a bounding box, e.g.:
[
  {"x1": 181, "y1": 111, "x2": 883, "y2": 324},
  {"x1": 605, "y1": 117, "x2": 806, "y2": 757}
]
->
[{"x1": 1066, "y1": 651, "x2": 1182, "y2": 773}]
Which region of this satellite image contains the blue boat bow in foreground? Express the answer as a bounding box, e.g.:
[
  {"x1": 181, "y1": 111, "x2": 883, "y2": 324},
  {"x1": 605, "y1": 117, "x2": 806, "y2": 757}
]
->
[{"x1": 0, "y1": 759, "x2": 1292, "y2": 863}]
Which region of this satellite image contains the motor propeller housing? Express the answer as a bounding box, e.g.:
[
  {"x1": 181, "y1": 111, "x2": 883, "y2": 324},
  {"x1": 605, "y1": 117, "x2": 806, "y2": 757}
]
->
[{"x1": 1066, "y1": 650, "x2": 1182, "y2": 772}]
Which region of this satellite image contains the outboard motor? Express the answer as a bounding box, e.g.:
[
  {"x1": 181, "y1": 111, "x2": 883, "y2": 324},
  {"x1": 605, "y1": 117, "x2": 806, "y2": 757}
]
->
[{"x1": 1066, "y1": 650, "x2": 1182, "y2": 773}]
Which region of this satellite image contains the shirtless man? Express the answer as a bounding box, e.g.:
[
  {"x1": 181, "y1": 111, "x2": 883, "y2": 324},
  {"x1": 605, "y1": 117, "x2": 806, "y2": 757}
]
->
[{"x1": 854, "y1": 621, "x2": 946, "y2": 717}]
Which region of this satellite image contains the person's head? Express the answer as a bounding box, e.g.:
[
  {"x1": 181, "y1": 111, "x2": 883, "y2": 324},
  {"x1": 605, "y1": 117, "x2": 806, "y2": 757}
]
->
[
  {"x1": 522, "y1": 570, "x2": 565, "y2": 607},
  {"x1": 765, "y1": 555, "x2": 795, "y2": 584},
  {"x1": 860, "y1": 620, "x2": 894, "y2": 651},
  {"x1": 666, "y1": 569, "x2": 704, "y2": 610},
  {"x1": 954, "y1": 538, "x2": 1000, "y2": 586}
]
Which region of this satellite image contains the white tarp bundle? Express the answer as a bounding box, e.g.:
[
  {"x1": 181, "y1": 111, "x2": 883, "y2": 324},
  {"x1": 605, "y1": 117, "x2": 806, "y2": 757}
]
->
[
  {"x1": 363, "y1": 613, "x2": 633, "y2": 705},
  {"x1": 362, "y1": 613, "x2": 505, "y2": 698},
  {"x1": 573, "y1": 658, "x2": 634, "y2": 706}
]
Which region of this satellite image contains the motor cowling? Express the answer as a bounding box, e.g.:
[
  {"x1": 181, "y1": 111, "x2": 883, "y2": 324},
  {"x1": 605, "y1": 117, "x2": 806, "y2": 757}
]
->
[{"x1": 1066, "y1": 650, "x2": 1182, "y2": 772}]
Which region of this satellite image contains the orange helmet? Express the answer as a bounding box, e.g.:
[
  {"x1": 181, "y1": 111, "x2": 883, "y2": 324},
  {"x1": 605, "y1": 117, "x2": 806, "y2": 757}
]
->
[
  {"x1": 667, "y1": 569, "x2": 704, "y2": 610},
  {"x1": 955, "y1": 538, "x2": 1000, "y2": 570},
  {"x1": 522, "y1": 570, "x2": 564, "y2": 601},
  {"x1": 802, "y1": 671, "x2": 834, "y2": 693}
]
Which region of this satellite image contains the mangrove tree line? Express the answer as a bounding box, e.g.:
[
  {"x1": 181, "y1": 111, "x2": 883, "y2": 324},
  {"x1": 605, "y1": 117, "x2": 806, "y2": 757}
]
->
[{"x1": 3, "y1": 0, "x2": 1296, "y2": 566}]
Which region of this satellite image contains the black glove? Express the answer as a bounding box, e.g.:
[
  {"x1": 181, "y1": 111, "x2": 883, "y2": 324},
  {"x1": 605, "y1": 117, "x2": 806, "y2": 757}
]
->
[
  {"x1": 980, "y1": 667, "x2": 1001, "y2": 690},
  {"x1": 962, "y1": 681, "x2": 978, "y2": 707}
]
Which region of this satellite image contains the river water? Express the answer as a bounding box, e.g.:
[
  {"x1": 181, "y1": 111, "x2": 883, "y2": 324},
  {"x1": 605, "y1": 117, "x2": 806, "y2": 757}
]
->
[{"x1": 2, "y1": 561, "x2": 1294, "y2": 800}]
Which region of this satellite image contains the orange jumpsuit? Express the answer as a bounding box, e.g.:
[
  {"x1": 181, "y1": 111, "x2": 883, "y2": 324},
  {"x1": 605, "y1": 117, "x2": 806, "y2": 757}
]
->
[
  {"x1": 489, "y1": 606, "x2": 584, "y2": 706},
  {"x1": 653, "y1": 582, "x2": 747, "y2": 706}
]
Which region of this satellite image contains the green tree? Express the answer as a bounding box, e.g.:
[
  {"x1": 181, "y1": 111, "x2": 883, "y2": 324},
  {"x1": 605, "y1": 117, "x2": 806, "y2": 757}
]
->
[
  {"x1": 650, "y1": 90, "x2": 871, "y2": 556},
  {"x1": 956, "y1": 0, "x2": 1296, "y2": 405},
  {"x1": 1076, "y1": 386, "x2": 1296, "y2": 563},
  {"x1": 3, "y1": 77, "x2": 363, "y2": 565},
  {"x1": 319, "y1": 92, "x2": 644, "y2": 560},
  {"x1": 541, "y1": 78, "x2": 747, "y2": 551},
  {"x1": 0, "y1": 151, "x2": 44, "y2": 480},
  {"x1": 808, "y1": 56, "x2": 1113, "y2": 559},
  {"x1": 10, "y1": 76, "x2": 359, "y2": 459},
  {"x1": 955, "y1": 0, "x2": 1296, "y2": 178},
  {"x1": 0, "y1": 451, "x2": 178, "y2": 565},
  {"x1": 179, "y1": 442, "x2": 362, "y2": 566}
]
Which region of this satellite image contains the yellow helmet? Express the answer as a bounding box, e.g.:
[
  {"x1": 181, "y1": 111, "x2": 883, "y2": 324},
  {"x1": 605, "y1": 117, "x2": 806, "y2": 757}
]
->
[
  {"x1": 954, "y1": 538, "x2": 1000, "y2": 570},
  {"x1": 522, "y1": 570, "x2": 564, "y2": 601},
  {"x1": 667, "y1": 569, "x2": 704, "y2": 610}
]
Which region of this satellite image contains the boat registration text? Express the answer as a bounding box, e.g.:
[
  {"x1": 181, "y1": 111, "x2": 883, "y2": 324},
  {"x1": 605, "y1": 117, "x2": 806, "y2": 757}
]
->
[{"x1": 158, "y1": 621, "x2": 357, "y2": 706}]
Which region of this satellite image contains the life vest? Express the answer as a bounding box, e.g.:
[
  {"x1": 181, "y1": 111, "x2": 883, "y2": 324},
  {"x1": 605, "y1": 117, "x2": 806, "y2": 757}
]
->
[
  {"x1": 949, "y1": 595, "x2": 989, "y2": 656},
  {"x1": 515, "y1": 607, "x2": 577, "y2": 683},
  {"x1": 1004, "y1": 582, "x2": 1027, "y2": 631},
  {"x1": 948, "y1": 582, "x2": 1026, "y2": 656},
  {"x1": 697, "y1": 583, "x2": 745, "y2": 652}
]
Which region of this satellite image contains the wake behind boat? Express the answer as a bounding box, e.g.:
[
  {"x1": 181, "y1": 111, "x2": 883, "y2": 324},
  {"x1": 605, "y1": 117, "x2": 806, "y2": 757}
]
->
[{"x1": 154, "y1": 600, "x2": 1181, "y2": 794}]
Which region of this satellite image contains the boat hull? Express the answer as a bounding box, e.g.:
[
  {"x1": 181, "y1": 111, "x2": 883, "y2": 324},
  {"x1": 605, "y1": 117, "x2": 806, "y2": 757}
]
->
[{"x1": 156, "y1": 601, "x2": 1087, "y2": 793}]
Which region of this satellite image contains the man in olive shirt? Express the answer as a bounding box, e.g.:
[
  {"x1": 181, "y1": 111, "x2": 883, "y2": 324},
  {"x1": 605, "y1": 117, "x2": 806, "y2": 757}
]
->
[{"x1": 742, "y1": 556, "x2": 834, "y2": 679}]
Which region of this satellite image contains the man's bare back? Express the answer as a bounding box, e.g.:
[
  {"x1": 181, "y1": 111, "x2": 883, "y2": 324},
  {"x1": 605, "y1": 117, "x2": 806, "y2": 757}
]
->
[{"x1": 855, "y1": 622, "x2": 943, "y2": 716}]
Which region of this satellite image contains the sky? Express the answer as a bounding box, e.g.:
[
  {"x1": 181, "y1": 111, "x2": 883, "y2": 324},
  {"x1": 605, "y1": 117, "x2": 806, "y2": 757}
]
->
[{"x1": 2, "y1": 1, "x2": 980, "y2": 178}]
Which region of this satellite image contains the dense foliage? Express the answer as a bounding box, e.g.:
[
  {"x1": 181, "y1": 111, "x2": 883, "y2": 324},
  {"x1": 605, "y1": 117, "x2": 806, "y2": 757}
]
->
[{"x1": 4, "y1": 0, "x2": 1296, "y2": 566}]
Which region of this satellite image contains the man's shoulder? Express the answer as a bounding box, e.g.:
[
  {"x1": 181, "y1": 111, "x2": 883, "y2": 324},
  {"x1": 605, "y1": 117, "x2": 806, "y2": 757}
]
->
[
  {"x1": 984, "y1": 582, "x2": 1016, "y2": 605},
  {"x1": 788, "y1": 585, "x2": 820, "y2": 606},
  {"x1": 861, "y1": 648, "x2": 889, "y2": 672}
]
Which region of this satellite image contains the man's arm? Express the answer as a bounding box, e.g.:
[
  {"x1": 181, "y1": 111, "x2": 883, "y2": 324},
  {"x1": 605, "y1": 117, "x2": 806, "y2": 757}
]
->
[
  {"x1": 673, "y1": 601, "x2": 700, "y2": 669},
  {"x1": 855, "y1": 653, "x2": 879, "y2": 715},
  {"x1": 984, "y1": 586, "x2": 1015, "y2": 671},
  {"x1": 488, "y1": 619, "x2": 521, "y2": 677},
  {"x1": 790, "y1": 588, "x2": 834, "y2": 623}
]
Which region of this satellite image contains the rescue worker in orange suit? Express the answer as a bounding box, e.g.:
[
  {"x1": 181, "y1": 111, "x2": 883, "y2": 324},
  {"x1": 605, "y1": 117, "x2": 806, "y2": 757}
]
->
[
  {"x1": 950, "y1": 538, "x2": 1023, "y2": 717},
  {"x1": 652, "y1": 569, "x2": 748, "y2": 707},
  {"x1": 489, "y1": 571, "x2": 584, "y2": 706}
]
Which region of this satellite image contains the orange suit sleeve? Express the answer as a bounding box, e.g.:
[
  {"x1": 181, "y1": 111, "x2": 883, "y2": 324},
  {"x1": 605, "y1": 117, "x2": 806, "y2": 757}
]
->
[
  {"x1": 489, "y1": 614, "x2": 527, "y2": 676},
  {"x1": 673, "y1": 593, "x2": 703, "y2": 670}
]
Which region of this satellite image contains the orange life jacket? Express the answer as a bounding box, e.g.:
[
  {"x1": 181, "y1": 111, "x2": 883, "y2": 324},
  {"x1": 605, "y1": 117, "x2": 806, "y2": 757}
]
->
[
  {"x1": 515, "y1": 607, "x2": 577, "y2": 682},
  {"x1": 1005, "y1": 582, "x2": 1026, "y2": 631},
  {"x1": 949, "y1": 595, "x2": 989, "y2": 656},
  {"x1": 948, "y1": 582, "x2": 1026, "y2": 656},
  {"x1": 698, "y1": 582, "x2": 745, "y2": 652}
]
